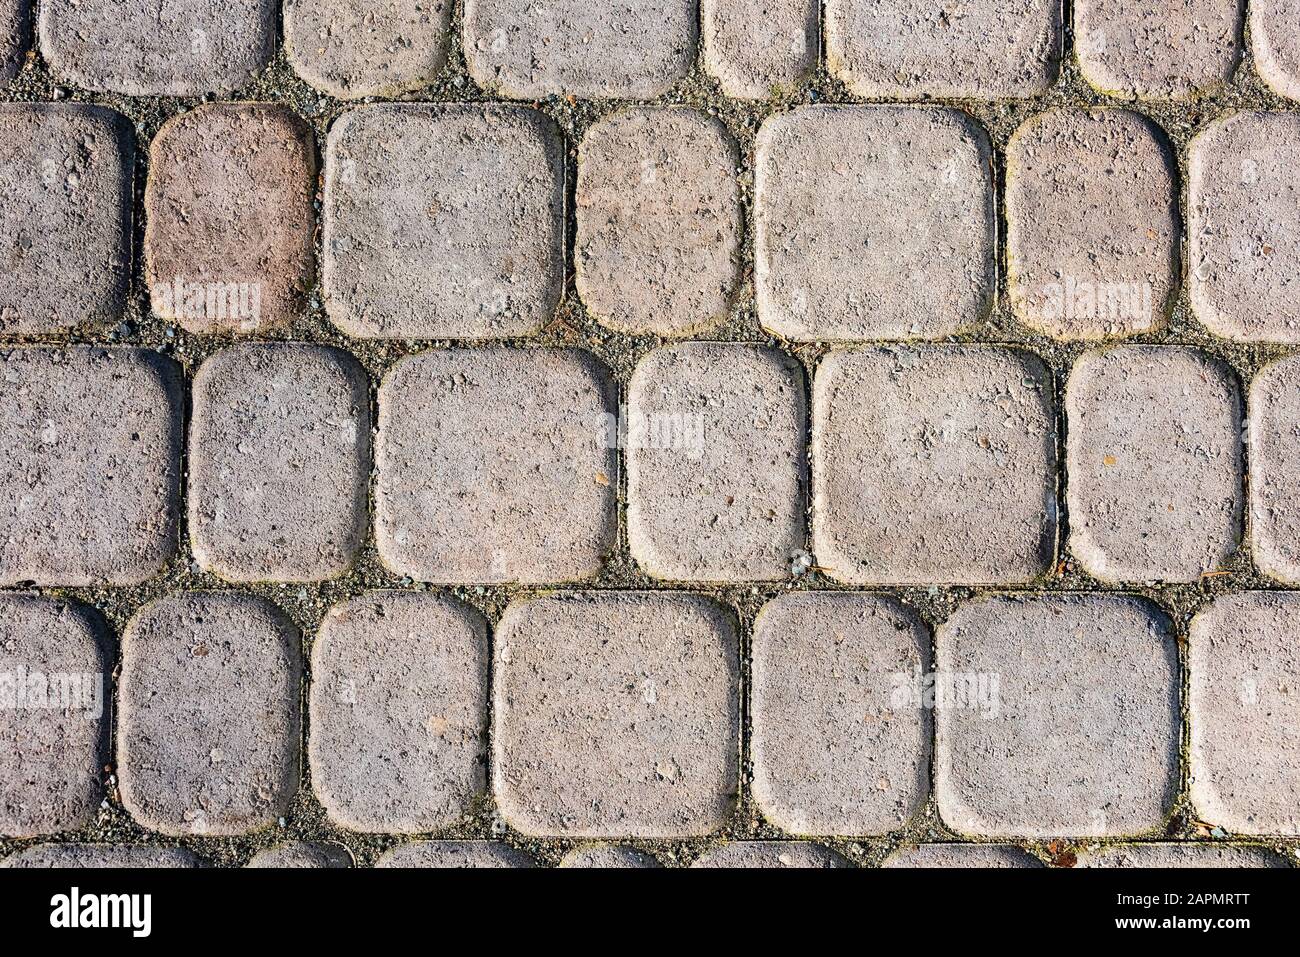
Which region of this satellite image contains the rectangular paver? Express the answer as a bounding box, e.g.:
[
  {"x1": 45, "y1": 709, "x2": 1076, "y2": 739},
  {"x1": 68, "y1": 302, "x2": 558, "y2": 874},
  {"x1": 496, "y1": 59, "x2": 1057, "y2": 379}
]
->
[
  {"x1": 0, "y1": 104, "x2": 133, "y2": 334},
  {"x1": 493, "y1": 592, "x2": 739, "y2": 838},
  {"x1": 1248, "y1": 357, "x2": 1300, "y2": 582},
  {"x1": 324, "y1": 104, "x2": 564, "y2": 339},
  {"x1": 937, "y1": 595, "x2": 1179, "y2": 838},
  {"x1": 702, "y1": 0, "x2": 817, "y2": 98},
  {"x1": 812, "y1": 346, "x2": 1055, "y2": 585},
  {"x1": 1076, "y1": 843, "x2": 1284, "y2": 868},
  {"x1": 756, "y1": 106, "x2": 995, "y2": 341},
  {"x1": 309, "y1": 593, "x2": 488, "y2": 834},
  {"x1": 0, "y1": 347, "x2": 181, "y2": 587},
  {"x1": 692, "y1": 842, "x2": 849, "y2": 868},
  {"x1": 119, "y1": 593, "x2": 301, "y2": 837},
  {"x1": 884, "y1": 844, "x2": 1043, "y2": 868},
  {"x1": 377, "y1": 841, "x2": 535, "y2": 868},
  {"x1": 247, "y1": 842, "x2": 352, "y2": 868},
  {"x1": 1252, "y1": 0, "x2": 1300, "y2": 102},
  {"x1": 1065, "y1": 346, "x2": 1242, "y2": 583},
  {"x1": 376, "y1": 348, "x2": 617, "y2": 584},
  {"x1": 3, "y1": 845, "x2": 201, "y2": 868},
  {"x1": 627, "y1": 343, "x2": 806, "y2": 582}
]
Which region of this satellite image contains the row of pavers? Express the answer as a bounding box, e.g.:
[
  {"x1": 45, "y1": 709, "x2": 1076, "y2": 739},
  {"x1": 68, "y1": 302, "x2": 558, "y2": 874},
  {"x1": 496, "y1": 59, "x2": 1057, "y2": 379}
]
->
[
  {"x1": 0, "y1": 340, "x2": 1294, "y2": 588},
  {"x1": 5, "y1": 101, "x2": 1300, "y2": 342},
  {"x1": 3, "y1": 589, "x2": 1298, "y2": 841},
  {"x1": 4, "y1": 1, "x2": 1299, "y2": 102},
  {"x1": 2, "y1": 840, "x2": 1292, "y2": 868}
]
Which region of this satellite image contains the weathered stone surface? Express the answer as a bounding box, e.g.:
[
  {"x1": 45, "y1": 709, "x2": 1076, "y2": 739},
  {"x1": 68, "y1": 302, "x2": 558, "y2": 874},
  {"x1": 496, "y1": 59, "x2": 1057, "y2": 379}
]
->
[
  {"x1": 1076, "y1": 843, "x2": 1285, "y2": 867},
  {"x1": 692, "y1": 842, "x2": 851, "y2": 868},
  {"x1": 3, "y1": 844, "x2": 201, "y2": 868},
  {"x1": 1249, "y1": 357, "x2": 1300, "y2": 582},
  {"x1": 702, "y1": 0, "x2": 817, "y2": 98},
  {"x1": 1, "y1": 0, "x2": 27, "y2": 82},
  {"x1": 559, "y1": 845, "x2": 661, "y2": 868},
  {"x1": 883, "y1": 844, "x2": 1044, "y2": 868},
  {"x1": 1252, "y1": 0, "x2": 1300, "y2": 102},
  {"x1": 247, "y1": 842, "x2": 353, "y2": 868},
  {"x1": 376, "y1": 841, "x2": 535, "y2": 868}
]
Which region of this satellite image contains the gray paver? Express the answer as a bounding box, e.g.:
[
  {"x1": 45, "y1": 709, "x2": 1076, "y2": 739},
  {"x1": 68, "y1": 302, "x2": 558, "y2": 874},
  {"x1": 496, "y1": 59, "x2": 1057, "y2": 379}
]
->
[
  {"x1": 702, "y1": 0, "x2": 817, "y2": 98},
  {"x1": 692, "y1": 842, "x2": 850, "y2": 868},
  {"x1": 3, "y1": 844, "x2": 201, "y2": 868},
  {"x1": 247, "y1": 842, "x2": 353, "y2": 868},
  {"x1": 376, "y1": 841, "x2": 535, "y2": 868},
  {"x1": 1252, "y1": 0, "x2": 1300, "y2": 102},
  {"x1": 883, "y1": 844, "x2": 1044, "y2": 868},
  {"x1": 1, "y1": 0, "x2": 26, "y2": 82},
  {"x1": 1076, "y1": 843, "x2": 1285, "y2": 868},
  {"x1": 1250, "y1": 358, "x2": 1300, "y2": 582},
  {"x1": 559, "y1": 845, "x2": 661, "y2": 868}
]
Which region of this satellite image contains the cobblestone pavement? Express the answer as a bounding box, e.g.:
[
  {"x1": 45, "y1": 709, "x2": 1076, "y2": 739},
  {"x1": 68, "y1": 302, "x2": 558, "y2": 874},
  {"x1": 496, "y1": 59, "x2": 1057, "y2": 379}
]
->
[{"x1": 2, "y1": 1, "x2": 1300, "y2": 869}]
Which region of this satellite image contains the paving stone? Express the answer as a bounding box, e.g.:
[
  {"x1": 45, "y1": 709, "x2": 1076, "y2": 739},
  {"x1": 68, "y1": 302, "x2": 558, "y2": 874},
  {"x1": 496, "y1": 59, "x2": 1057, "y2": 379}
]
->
[
  {"x1": 118, "y1": 593, "x2": 301, "y2": 837},
  {"x1": 1189, "y1": 111, "x2": 1300, "y2": 342},
  {"x1": 812, "y1": 346, "x2": 1055, "y2": 586},
  {"x1": 752, "y1": 593, "x2": 930, "y2": 836},
  {"x1": 285, "y1": 0, "x2": 453, "y2": 98},
  {"x1": 376, "y1": 841, "x2": 535, "y2": 868},
  {"x1": 576, "y1": 108, "x2": 741, "y2": 337},
  {"x1": 324, "y1": 104, "x2": 564, "y2": 339},
  {"x1": 463, "y1": 0, "x2": 696, "y2": 99},
  {"x1": 1249, "y1": 358, "x2": 1300, "y2": 582},
  {"x1": 0, "y1": 347, "x2": 182, "y2": 587},
  {"x1": 247, "y1": 842, "x2": 353, "y2": 868},
  {"x1": 627, "y1": 343, "x2": 806, "y2": 582},
  {"x1": 1252, "y1": 0, "x2": 1300, "y2": 102},
  {"x1": 1065, "y1": 346, "x2": 1242, "y2": 583},
  {"x1": 1006, "y1": 109, "x2": 1178, "y2": 339},
  {"x1": 3, "y1": 844, "x2": 201, "y2": 868},
  {"x1": 1074, "y1": 0, "x2": 1242, "y2": 100},
  {"x1": 1189, "y1": 592, "x2": 1300, "y2": 836},
  {"x1": 1, "y1": 0, "x2": 28, "y2": 84},
  {"x1": 883, "y1": 844, "x2": 1044, "y2": 868},
  {"x1": 0, "y1": 104, "x2": 133, "y2": 334},
  {"x1": 936, "y1": 595, "x2": 1179, "y2": 838},
  {"x1": 189, "y1": 344, "x2": 370, "y2": 583},
  {"x1": 39, "y1": 0, "x2": 276, "y2": 96},
  {"x1": 702, "y1": 0, "x2": 817, "y2": 98},
  {"x1": 310, "y1": 593, "x2": 489, "y2": 834},
  {"x1": 494, "y1": 593, "x2": 739, "y2": 838},
  {"x1": 559, "y1": 845, "x2": 661, "y2": 868},
  {"x1": 1076, "y1": 843, "x2": 1285, "y2": 868},
  {"x1": 0, "y1": 595, "x2": 106, "y2": 838},
  {"x1": 755, "y1": 106, "x2": 995, "y2": 341},
  {"x1": 825, "y1": 0, "x2": 1062, "y2": 98},
  {"x1": 376, "y1": 348, "x2": 616, "y2": 584},
  {"x1": 692, "y1": 842, "x2": 850, "y2": 868},
  {"x1": 145, "y1": 104, "x2": 316, "y2": 334}
]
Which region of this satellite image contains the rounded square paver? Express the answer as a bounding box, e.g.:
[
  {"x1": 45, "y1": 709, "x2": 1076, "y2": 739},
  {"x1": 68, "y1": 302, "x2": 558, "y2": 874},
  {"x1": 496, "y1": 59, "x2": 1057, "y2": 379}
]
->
[
  {"x1": 145, "y1": 104, "x2": 316, "y2": 334},
  {"x1": 702, "y1": 0, "x2": 818, "y2": 98},
  {"x1": 285, "y1": 0, "x2": 453, "y2": 99},
  {"x1": 247, "y1": 842, "x2": 352, "y2": 868},
  {"x1": 309, "y1": 593, "x2": 489, "y2": 835},
  {"x1": 559, "y1": 845, "x2": 661, "y2": 868},
  {"x1": 39, "y1": 0, "x2": 276, "y2": 96},
  {"x1": 0, "y1": 104, "x2": 133, "y2": 334},
  {"x1": 3, "y1": 844, "x2": 201, "y2": 868},
  {"x1": 1076, "y1": 843, "x2": 1285, "y2": 868},
  {"x1": 189, "y1": 344, "x2": 370, "y2": 584},
  {"x1": 826, "y1": 0, "x2": 1062, "y2": 98},
  {"x1": 936, "y1": 595, "x2": 1179, "y2": 839},
  {"x1": 119, "y1": 593, "x2": 301, "y2": 837},
  {"x1": 1065, "y1": 346, "x2": 1242, "y2": 583},
  {"x1": 463, "y1": 0, "x2": 696, "y2": 99},
  {"x1": 627, "y1": 343, "x2": 806, "y2": 582},
  {"x1": 883, "y1": 844, "x2": 1044, "y2": 868},
  {"x1": 376, "y1": 348, "x2": 616, "y2": 585},
  {"x1": 1249, "y1": 357, "x2": 1300, "y2": 582},
  {"x1": 1074, "y1": 0, "x2": 1243, "y2": 100},
  {"x1": 577, "y1": 108, "x2": 741, "y2": 337},
  {"x1": 1189, "y1": 592, "x2": 1300, "y2": 836},
  {"x1": 755, "y1": 106, "x2": 995, "y2": 341},
  {"x1": 324, "y1": 104, "x2": 564, "y2": 339},
  {"x1": 1, "y1": 0, "x2": 27, "y2": 82},
  {"x1": 377, "y1": 841, "x2": 535, "y2": 868},
  {"x1": 812, "y1": 346, "x2": 1056, "y2": 586},
  {"x1": 1007, "y1": 109, "x2": 1179, "y2": 339},
  {"x1": 692, "y1": 842, "x2": 850, "y2": 868},
  {"x1": 752, "y1": 594, "x2": 930, "y2": 836},
  {"x1": 494, "y1": 592, "x2": 739, "y2": 839},
  {"x1": 0, "y1": 595, "x2": 106, "y2": 838},
  {"x1": 1189, "y1": 112, "x2": 1300, "y2": 342},
  {"x1": 0, "y1": 347, "x2": 182, "y2": 587},
  {"x1": 1252, "y1": 0, "x2": 1300, "y2": 102}
]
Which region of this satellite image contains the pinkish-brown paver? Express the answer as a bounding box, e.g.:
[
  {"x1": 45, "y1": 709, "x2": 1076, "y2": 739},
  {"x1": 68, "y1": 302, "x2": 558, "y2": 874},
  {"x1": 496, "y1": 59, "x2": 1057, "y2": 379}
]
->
[
  {"x1": 1, "y1": 0, "x2": 26, "y2": 82},
  {"x1": 189, "y1": 344, "x2": 370, "y2": 583},
  {"x1": 376, "y1": 841, "x2": 535, "y2": 868},
  {"x1": 324, "y1": 104, "x2": 565, "y2": 339},
  {"x1": 3, "y1": 844, "x2": 201, "y2": 868},
  {"x1": 1007, "y1": 109, "x2": 1179, "y2": 339},
  {"x1": 1076, "y1": 843, "x2": 1284, "y2": 868},
  {"x1": 756, "y1": 106, "x2": 995, "y2": 341},
  {"x1": 692, "y1": 842, "x2": 850, "y2": 868},
  {"x1": 702, "y1": 0, "x2": 817, "y2": 98},
  {"x1": 119, "y1": 593, "x2": 301, "y2": 837},
  {"x1": 310, "y1": 593, "x2": 489, "y2": 834},
  {"x1": 1248, "y1": 357, "x2": 1300, "y2": 582},
  {"x1": 0, "y1": 347, "x2": 181, "y2": 587},
  {"x1": 752, "y1": 594, "x2": 930, "y2": 836},
  {"x1": 627, "y1": 343, "x2": 806, "y2": 582},
  {"x1": 812, "y1": 346, "x2": 1055, "y2": 585},
  {"x1": 1065, "y1": 347, "x2": 1242, "y2": 583},
  {"x1": 884, "y1": 844, "x2": 1044, "y2": 868},
  {"x1": 1252, "y1": 0, "x2": 1300, "y2": 102},
  {"x1": 285, "y1": 0, "x2": 453, "y2": 98},
  {"x1": 145, "y1": 104, "x2": 316, "y2": 334},
  {"x1": 0, "y1": 104, "x2": 133, "y2": 334},
  {"x1": 494, "y1": 593, "x2": 739, "y2": 838},
  {"x1": 559, "y1": 845, "x2": 661, "y2": 868},
  {"x1": 463, "y1": 0, "x2": 696, "y2": 99},
  {"x1": 1189, "y1": 592, "x2": 1300, "y2": 836},
  {"x1": 247, "y1": 842, "x2": 352, "y2": 868}
]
